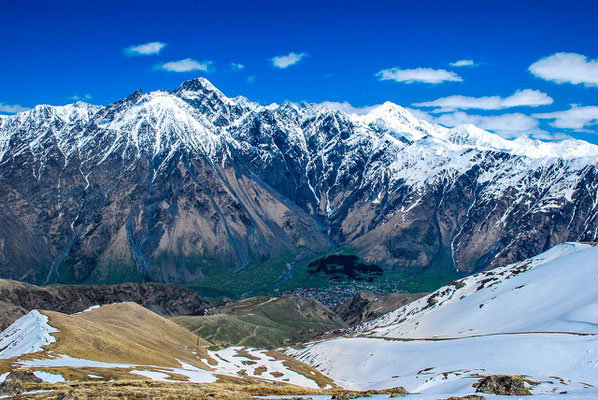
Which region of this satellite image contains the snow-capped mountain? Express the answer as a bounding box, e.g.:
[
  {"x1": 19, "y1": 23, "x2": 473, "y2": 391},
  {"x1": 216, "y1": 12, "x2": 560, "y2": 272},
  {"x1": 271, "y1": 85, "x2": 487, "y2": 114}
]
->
[
  {"x1": 289, "y1": 242, "x2": 598, "y2": 395},
  {"x1": 1, "y1": 77, "x2": 598, "y2": 288}
]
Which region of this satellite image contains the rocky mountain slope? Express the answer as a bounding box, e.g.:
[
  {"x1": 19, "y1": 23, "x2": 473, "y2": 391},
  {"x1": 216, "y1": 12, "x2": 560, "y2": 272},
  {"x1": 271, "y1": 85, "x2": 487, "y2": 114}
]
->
[
  {"x1": 171, "y1": 294, "x2": 346, "y2": 348},
  {"x1": 333, "y1": 290, "x2": 426, "y2": 326},
  {"x1": 2, "y1": 77, "x2": 598, "y2": 292},
  {"x1": 289, "y1": 242, "x2": 598, "y2": 397},
  {"x1": 0, "y1": 279, "x2": 210, "y2": 331}
]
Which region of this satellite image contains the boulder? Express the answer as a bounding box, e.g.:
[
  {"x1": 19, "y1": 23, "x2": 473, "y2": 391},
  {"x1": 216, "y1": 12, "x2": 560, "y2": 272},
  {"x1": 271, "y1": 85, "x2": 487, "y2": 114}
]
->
[
  {"x1": 0, "y1": 369, "x2": 42, "y2": 395},
  {"x1": 475, "y1": 375, "x2": 531, "y2": 395},
  {"x1": 332, "y1": 392, "x2": 371, "y2": 399},
  {"x1": 388, "y1": 386, "x2": 409, "y2": 397},
  {"x1": 0, "y1": 379, "x2": 23, "y2": 396},
  {"x1": 56, "y1": 390, "x2": 79, "y2": 400}
]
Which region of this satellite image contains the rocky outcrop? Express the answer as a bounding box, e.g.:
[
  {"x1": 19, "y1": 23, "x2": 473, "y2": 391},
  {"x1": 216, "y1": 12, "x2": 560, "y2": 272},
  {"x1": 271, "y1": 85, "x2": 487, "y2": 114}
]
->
[
  {"x1": 331, "y1": 392, "x2": 371, "y2": 400},
  {"x1": 0, "y1": 370, "x2": 42, "y2": 396},
  {"x1": 334, "y1": 290, "x2": 426, "y2": 325},
  {"x1": 475, "y1": 375, "x2": 532, "y2": 395}
]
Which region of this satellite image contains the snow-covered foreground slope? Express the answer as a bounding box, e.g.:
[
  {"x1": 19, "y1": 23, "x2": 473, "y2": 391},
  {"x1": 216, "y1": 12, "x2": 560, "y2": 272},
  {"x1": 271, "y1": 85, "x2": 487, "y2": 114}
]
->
[
  {"x1": 289, "y1": 243, "x2": 598, "y2": 396},
  {"x1": 362, "y1": 242, "x2": 598, "y2": 338},
  {"x1": 292, "y1": 334, "x2": 598, "y2": 394}
]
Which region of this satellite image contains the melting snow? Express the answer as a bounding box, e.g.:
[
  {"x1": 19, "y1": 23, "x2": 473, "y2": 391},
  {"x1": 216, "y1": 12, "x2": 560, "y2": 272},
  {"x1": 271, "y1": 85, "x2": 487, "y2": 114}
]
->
[
  {"x1": 33, "y1": 371, "x2": 65, "y2": 383},
  {"x1": 74, "y1": 305, "x2": 101, "y2": 314},
  {"x1": 0, "y1": 310, "x2": 58, "y2": 359},
  {"x1": 130, "y1": 370, "x2": 173, "y2": 381}
]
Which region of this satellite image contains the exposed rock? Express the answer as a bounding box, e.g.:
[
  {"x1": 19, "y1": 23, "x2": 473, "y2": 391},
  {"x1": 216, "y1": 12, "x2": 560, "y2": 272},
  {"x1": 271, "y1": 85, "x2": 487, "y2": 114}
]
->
[
  {"x1": 0, "y1": 369, "x2": 42, "y2": 395},
  {"x1": 332, "y1": 392, "x2": 371, "y2": 399},
  {"x1": 387, "y1": 386, "x2": 409, "y2": 397},
  {"x1": 0, "y1": 379, "x2": 23, "y2": 395},
  {"x1": 439, "y1": 395, "x2": 485, "y2": 400},
  {"x1": 475, "y1": 375, "x2": 531, "y2": 395},
  {"x1": 4, "y1": 369, "x2": 43, "y2": 383},
  {"x1": 56, "y1": 390, "x2": 79, "y2": 400},
  {"x1": 334, "y1": 290, "x2": 427, "y2": 325}
]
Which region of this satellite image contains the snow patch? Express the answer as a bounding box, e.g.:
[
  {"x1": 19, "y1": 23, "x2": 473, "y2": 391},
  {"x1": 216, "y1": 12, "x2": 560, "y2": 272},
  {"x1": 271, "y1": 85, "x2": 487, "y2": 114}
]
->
[
  {"x1": 33, "y1": 370, "x2": 65, "y2": 383},
  {"x1": 74, "y1": 305, "x2": 101, "y2": 314},
  {"x1": 0, "y1": 310, "x2": 58, "y2": 359}
]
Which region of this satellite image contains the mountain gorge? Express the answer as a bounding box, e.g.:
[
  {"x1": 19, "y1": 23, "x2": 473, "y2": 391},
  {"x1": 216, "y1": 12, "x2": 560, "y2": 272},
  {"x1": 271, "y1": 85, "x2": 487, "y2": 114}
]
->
[{"x1": 2, "y1": 77, "x2": 598, "y2": 293}]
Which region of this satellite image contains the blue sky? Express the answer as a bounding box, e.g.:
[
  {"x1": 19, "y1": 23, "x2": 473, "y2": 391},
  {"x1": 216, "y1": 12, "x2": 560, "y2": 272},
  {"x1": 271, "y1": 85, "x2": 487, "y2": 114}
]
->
[{"x1": 1, "y1": 0, "x2": 598, "y2": 142}]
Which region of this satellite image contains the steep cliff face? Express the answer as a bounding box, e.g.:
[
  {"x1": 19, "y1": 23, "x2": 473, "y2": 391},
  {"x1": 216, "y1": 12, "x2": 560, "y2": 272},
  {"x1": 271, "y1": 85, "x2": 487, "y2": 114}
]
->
[{"x1": 1, "y1": 77, "x2": 598, "y2": 289}]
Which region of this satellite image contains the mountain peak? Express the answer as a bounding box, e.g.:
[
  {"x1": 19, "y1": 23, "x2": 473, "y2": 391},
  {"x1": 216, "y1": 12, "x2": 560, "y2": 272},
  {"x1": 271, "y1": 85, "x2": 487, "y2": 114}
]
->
[
  {"x1": 177, "y1": 76, "x2": 219, "y2": 93},
  {"x1": 124, "y1": 89, "x2": 144, "y2": 104}
]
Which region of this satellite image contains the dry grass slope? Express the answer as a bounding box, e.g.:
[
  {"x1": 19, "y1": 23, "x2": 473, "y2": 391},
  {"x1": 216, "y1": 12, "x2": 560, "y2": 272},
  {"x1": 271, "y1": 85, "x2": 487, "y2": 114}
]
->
[{"x1": 16, "y1": 302, "x2": 214, "y2": 369}]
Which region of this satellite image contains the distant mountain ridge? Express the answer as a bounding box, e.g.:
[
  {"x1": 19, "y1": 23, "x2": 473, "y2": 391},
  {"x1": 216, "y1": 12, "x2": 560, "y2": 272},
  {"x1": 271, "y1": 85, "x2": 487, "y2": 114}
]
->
[
  {"x1": 1, "y1": 77, "x2": 598, "y2": 291},
  {"x1": 0, "y1": 279, "x2": 209, "y2": 331}
]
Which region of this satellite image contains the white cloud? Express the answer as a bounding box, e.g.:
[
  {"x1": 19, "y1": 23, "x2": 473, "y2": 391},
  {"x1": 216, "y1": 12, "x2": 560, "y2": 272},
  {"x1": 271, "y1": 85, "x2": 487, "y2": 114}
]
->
[
  {"x1": 158, "y1": 58, "x2": 213, "y2": 73},
  {"x1": 124, "y1": 41, "x2": 167, "y2": 56},
  {"x1": 450, "y1": 59, "x2": 475, "y2": 67},
  {"x1": 270, "y1": 52, "x2": 308, "y2": 69},
  {"x1": 531, "y1": 131, "x2": 573, "y2": 141},
  {"x1": 376, "y1": 67, "x2": 462, "y2": 84},
  {"x1": 529, "y1": 52, "x2": 598, "y2": 87},
  {"x1": 230, "y1": 62, "x2": 244, "y2": 71},
  {"x1": 433, "y1": 111, "x2": 542, "y2": 138},
  {"x1": 534, "y1": 106, "x2": 598, "y2": 131},
  {"x1": 317, "y1": 101, "x2": 378, "y2": 115},
  {"x1": 71, "y1": 94, "x2": 93, "y2": 101},
  {"x1": 405, "y1": 107, "x2": 434, "y2": 121},
  {"x1": 414, "y1": 89, "x2": 553, "y2": 111},
  {"x1": 247, "y1": 76, "x2": 257, "y2": 83},
  {"x1": 0, "y1": 102, "x2": 30, "y2": 113}
]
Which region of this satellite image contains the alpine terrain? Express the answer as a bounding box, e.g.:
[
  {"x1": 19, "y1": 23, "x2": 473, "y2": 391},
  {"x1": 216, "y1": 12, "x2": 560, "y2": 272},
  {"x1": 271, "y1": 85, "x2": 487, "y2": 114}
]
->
[{"x1": 2, "y1": 77, "x2": 598, "y2": 296}]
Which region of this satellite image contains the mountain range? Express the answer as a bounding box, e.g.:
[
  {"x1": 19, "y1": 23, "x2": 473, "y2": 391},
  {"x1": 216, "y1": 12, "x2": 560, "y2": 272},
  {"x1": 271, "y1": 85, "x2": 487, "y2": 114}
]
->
[{"x1": 2, "y1": 77, "x2": 598, "y2": 294}]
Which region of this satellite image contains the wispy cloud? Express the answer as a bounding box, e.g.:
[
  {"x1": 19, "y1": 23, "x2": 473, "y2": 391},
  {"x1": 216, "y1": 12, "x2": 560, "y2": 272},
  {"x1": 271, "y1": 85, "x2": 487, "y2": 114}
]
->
[
  {"x1": 317, "y1": 101, "x2": 378, "y2": 115},
  {"x1": 449, "y1": 59, "x2": 476, "y2": 67},
  {"x1": 230, "y1": 62, "x2": 245, "y2": 71},
  {"x1": 534, "y1": 105, "x2": 598, "y2": 131},
  {"x1": 124, "y1": 41, "x2": 167, "y2": 56},
  {"x1": 414, "y1": 89, "x2": 553, "y2": 112},
  {"x1": 71, "y1": 94, "x2": 93, "y2": 101},
  {"x1": 405, "y1": 107, "x2": 434, "y2": 121},
  {"x1": 270, "y1": 52, "x2": 308, "y2": 69},
  {"x1": 376, "y1": 67, "x2": 462, "y2": 84},
  {"x1": 433, "y1": 111, "x2": 543, "y2": 138},
  {"x1": 0, "y1": 102, "x2": 30, "y2": 113},
  {"x1": 529, "y1": 52, "x2": 598, "y2": 87},
  {"x1": 247, "y1": 76, "x2": 257, "y2": 83},
  {"x1": 158, "y1": 58, "x2": 213, "y2": 73}
]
